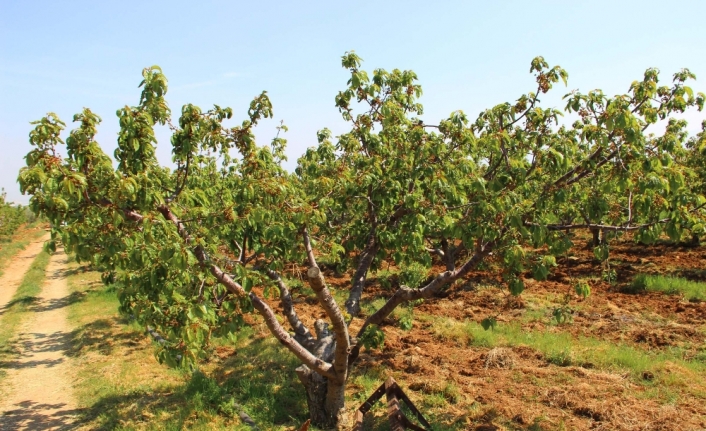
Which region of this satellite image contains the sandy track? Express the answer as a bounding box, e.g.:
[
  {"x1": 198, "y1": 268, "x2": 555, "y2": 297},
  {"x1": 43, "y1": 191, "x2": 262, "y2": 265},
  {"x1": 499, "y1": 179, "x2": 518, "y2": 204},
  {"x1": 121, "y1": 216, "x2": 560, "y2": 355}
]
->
[
  {"x1": 0, "y1": 233, "x2": 49, "y2": 320},
  {"x1": 0, "y1": 248, "x2": 79, "y2": 430}
]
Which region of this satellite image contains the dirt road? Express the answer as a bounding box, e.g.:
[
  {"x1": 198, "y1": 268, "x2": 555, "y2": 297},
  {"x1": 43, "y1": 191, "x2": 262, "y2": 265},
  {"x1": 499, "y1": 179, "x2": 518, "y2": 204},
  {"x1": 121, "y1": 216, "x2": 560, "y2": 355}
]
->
[
  {"x1": 0, "y1": 247, "x2": 79, "y2": 430},
  {"x1": 0, "y1": 233, "x2": 49, "y2": 320}
]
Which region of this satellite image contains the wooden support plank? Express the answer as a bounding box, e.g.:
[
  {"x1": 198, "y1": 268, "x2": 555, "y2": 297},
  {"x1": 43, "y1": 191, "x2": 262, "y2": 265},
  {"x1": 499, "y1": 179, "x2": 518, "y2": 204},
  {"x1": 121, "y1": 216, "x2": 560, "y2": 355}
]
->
[
  {"x1": 396, "y1": 385, "x2": 432, "y2": 428},
  {"x1": 359, "y1": 382, "x2": 386, "y2": 414},
  {"x1": 385, "y1": 377, "x2": 405, "y2": 431},
  {"x1": 352, "y1": 410, "x2": 364, "y2": 431},
  {"x1": 400, "y1": 415, "x2": 428, "y2": 431},
  {"x1": 354, "y1": 376, "x2": 432, "y2": 430}
]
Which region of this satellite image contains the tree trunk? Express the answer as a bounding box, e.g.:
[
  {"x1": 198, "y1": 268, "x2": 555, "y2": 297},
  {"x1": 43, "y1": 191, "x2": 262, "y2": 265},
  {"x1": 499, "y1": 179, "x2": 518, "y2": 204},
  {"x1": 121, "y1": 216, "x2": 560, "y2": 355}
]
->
[
  {"x1": 296, "y1": 365, "x2": 346, "y2": 429},
  {"x1": 590, "y1": 228, "x2": 600, "y2": 247},
  {"x1": 689, "y1": 233, "x2": 701, "y2": 247}
]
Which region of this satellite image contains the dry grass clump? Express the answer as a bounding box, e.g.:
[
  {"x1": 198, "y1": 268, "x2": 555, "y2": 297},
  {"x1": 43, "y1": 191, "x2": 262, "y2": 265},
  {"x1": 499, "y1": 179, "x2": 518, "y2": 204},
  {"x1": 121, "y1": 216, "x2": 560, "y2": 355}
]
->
[{"x1": 484, "y1": 347, "x2": 516, "y2": 369}]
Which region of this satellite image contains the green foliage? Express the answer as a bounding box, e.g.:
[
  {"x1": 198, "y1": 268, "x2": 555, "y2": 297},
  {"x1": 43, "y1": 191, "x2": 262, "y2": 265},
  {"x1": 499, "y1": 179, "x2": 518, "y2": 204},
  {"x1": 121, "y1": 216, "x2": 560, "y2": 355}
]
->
[
  {"x1": 552, "y1": 306, "x2": 573, "y2": 325},
  {"x1": 398, "y1": 308, "x2": 414, "y2": 331},
  {"x1": 574, "y1": 280, "x2": 591, "y2": 299},
  {"x1": 480, "y1": 317, "x2": 497, "y2": 331},
  {"x1": 399, "y1": 262, "x2": 428, "y2": 288},
  {"x1": 15, "y1": 52, "x2": 706, "y2": 397},
  {"x1": 359, "y1": 324, "x2": 385, "y2": 350},
  {"x1": 0, "y1": 189, "x2": 26, "y2": 239},
  {"x1": 625, "y1": 273, "x2": 649, "y2": 294}
]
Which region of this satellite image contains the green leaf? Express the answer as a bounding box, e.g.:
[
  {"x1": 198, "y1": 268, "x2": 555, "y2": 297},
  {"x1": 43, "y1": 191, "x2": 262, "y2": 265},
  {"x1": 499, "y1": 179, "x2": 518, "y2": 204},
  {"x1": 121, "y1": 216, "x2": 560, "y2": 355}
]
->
[{"x1": 480, "y1": 317, "x2": 497, "y2": 331}]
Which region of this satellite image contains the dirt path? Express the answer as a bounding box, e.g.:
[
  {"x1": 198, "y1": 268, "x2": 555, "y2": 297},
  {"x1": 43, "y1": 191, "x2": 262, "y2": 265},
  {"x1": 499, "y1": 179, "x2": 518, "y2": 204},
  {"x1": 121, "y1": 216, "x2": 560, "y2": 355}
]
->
[
  {"x1": 0, "y1": 233, "x2": 49, "y2": 320},
  {"x1": 0, "y1": 248, "x2": 79, "y2": 430}
]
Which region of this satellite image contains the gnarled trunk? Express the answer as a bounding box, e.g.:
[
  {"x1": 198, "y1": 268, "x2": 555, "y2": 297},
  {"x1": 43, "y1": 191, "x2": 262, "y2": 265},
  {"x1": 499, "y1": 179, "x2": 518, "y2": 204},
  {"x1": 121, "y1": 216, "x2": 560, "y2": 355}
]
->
[{"x1": 296, "y1": 365, "x2": 346, "y2": 429}]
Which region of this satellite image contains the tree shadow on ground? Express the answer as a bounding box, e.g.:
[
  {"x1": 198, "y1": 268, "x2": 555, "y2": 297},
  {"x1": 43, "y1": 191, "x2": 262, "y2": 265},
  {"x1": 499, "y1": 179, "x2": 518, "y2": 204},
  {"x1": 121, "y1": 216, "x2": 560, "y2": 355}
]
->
[
  {"x1": 0, "y1": 296, "x2": 40, "y2": 318},
  {"x1": 26, "y1": 291, "x2": 87, "y2": 313},
  {"x1": 0, "y1": 329, "x2": 73, "y2": 370},
  {"x1": 0, "y1": 400, "x2": 81, "y2": 431},
  {"x1": 73, "y1": 334, "x2": 311, "y2": 430},
  {"x1": 1, "y1": 318, "x2": 141, "y2": 370},
  {"x1": 65, "y1": 317, "x2": 143, "y2": 358}
]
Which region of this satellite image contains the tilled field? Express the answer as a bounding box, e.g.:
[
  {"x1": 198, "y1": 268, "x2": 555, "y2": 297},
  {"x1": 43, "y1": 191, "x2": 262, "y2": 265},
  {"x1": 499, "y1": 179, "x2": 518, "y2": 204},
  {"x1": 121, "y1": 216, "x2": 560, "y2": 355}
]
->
[{"x1": 255, "y1": 238, "x2": 706, "y2": 430}]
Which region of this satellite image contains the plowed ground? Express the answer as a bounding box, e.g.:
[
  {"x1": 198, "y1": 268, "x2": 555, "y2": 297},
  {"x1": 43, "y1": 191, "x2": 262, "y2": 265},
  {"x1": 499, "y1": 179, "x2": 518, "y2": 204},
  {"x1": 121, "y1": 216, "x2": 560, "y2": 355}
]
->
[{"x1": 257, "y1": 237, "x2": 706, "y2": 430}]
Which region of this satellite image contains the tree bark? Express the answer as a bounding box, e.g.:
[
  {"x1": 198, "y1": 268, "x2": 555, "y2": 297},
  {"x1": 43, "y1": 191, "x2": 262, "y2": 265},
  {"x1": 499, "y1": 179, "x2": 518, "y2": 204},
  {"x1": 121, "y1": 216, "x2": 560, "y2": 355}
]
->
[
  {"x1": 590, "y1": 228, "x2": 601, "y2": 247},
  {"x1": 689, "y1": 233, "x2": 701, "y2": 247},
  {"x1": 296, "y1": 365, "x2": 346, "y2": 430},
  {"x1": 345, "y1": 236, "x2": 378, "y2": 318}
]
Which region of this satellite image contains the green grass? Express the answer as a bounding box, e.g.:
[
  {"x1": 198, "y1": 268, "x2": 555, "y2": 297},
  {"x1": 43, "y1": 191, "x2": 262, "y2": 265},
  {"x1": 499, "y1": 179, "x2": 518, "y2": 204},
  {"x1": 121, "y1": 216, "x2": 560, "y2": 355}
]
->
[
  {"x1": 630, "y1": 274, "x2": 706, "y2": 301},
  {"x1": 424, "y1": 315, "x2": 706, "y2": 387},
  {"x1": 0, "y1": 248, "x2": 52, "y2": 386},
  {"x1": 66, "y1": 262, "x2": 310, "y2": 430}
]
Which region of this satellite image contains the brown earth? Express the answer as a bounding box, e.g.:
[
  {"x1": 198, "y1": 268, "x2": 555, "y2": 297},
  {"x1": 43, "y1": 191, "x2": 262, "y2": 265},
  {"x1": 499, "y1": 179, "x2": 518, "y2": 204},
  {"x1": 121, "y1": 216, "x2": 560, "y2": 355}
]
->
[
  {"x1": 0, "y1": 248, "x2": 79, "y2": 430},
  {"x1": 252, "y1": 236, "x2": 706, "y2": 430}
]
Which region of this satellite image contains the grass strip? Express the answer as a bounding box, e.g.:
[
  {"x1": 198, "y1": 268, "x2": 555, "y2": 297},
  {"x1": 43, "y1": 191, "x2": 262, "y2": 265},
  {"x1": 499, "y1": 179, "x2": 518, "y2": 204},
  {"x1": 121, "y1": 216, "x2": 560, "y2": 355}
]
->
[
  {"x1": 0, "y1": 248, "x2": 52, "y2": 384},
  {"x1": 631, "y1": 273, "x2": 706, "y2": 301},
  {"x1": 426, "y1": 315, "x2": 706, "y2": 387}
]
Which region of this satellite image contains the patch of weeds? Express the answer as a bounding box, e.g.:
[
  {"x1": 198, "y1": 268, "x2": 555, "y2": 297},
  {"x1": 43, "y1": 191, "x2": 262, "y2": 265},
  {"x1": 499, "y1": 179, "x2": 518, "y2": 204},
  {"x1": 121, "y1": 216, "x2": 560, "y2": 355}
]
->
[
  {"x1": 546, "y1": 348, "x2": 573, "y2": 366},
  {"x1": 636, "y1": 386, "x2": 680, "y2": 406},
  {"x1": 422, "y1": 392, "x2": 447, "y2": 409},
  {"x1": 441, "y1": 381, "x2": 460, "y2": 404},
  {"x1": 349, "y1": 366, "x2": 387, "y2": 402},
  {"x1": 521, "y1": 307, "x2": 548, "y2": 324},
  {"x1": 629, "y1": 274, "x2": 706, "y2": 301},
  {"x1": 375, "y1": 268, "x2": 399, "y2": 291},
  {"x1": 624, "y1": 273, "x2": 649, "y2": 294},
  {"x1": 426, "y1": 315, "x2": 706, "y2": 387},
  {"x1": 527, "y1": 417, "x2": 549, "y2": 431},
  {"x1": 361, "y1": 297, "x2": 388, "y2": 318},
  {"x1": 185, "y1": 370, "x2": 238, "y2": 416}
]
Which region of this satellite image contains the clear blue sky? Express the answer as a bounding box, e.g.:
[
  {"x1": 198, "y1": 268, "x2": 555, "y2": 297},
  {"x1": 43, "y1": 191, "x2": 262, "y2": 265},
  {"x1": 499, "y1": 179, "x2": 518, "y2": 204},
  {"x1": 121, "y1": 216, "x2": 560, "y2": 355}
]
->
[{"x1": 2, "y1": 0, "x2": 705, "y2": 204}]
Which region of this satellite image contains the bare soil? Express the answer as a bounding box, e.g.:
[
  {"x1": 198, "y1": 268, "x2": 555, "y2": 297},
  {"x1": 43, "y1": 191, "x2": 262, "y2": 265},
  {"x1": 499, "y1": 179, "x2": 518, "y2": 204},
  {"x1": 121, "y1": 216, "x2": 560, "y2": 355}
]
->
[
  {"x1": 256, "y1": 237, "x2": 706, "y2": 430},
  {"x1": 0, "y1": 248, "x2": 79, "y2": 430}
]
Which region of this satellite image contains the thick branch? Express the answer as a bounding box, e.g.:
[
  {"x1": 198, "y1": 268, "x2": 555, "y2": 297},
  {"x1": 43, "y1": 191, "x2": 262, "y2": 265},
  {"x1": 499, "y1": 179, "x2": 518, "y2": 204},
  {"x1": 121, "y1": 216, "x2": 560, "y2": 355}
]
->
[
  {"x1": 345, "y1": 232, "x2": 378, "y2": 318},
  {"x1": 263, "y1": 268, "x2": 315, "y2": 349},
  {"x1": 156, "y1": 204, "x2": 336, "y2": 380},
  {"x1": 441, "y1": 238, "x2": 455, "y2": 271},
  {"x1": 97, "y1": 198, "x2": 144, "y2": 223},
  {"x1": 425, "y1": 247, "x2": 444, "y2": 257},
  {"x1": 306, "y1": 266, "x2": 350, "y2": 383},
  {"x1": 124, "y1": 209, "x2": 144, "y2": 223},
  {"x1": 533, "y1": 218, "x2": 669, "y2": 232},
  {"x1": 351, "y1": 241, "x2": 492, "y2": 363},
  {"x1": 302, "y1": 226, "x2": 318, "y2": 268},
  {"x1": 249, "y1": 292, "x2": 336, "y2": 380}
]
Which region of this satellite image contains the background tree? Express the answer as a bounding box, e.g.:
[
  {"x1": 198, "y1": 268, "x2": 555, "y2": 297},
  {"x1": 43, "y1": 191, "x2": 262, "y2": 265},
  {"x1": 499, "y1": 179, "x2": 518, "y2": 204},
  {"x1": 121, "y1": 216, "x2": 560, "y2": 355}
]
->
[{"x1": 0, "y1": 188, "x2": 27, "y2": 239}]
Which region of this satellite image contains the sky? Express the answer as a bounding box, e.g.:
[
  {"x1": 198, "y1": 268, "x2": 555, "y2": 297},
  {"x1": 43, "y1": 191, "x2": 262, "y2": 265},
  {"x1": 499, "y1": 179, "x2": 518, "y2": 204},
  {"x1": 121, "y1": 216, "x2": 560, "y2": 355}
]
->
[{"x1": 2, "y1": 0, "x2": 705, "y2": 204}]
